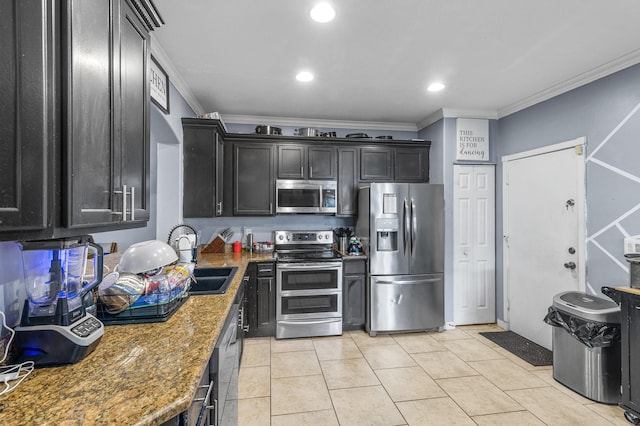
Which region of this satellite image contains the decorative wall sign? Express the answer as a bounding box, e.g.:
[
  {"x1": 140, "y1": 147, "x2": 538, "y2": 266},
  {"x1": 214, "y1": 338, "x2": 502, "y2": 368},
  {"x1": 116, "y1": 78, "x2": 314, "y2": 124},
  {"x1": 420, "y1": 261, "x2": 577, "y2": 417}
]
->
[
  {"x1": 150, "y1": 56, "x2": 170, "y2": 114},
  {"x1": 456, "y1": 118, "x2": 489, "y2": 161}
]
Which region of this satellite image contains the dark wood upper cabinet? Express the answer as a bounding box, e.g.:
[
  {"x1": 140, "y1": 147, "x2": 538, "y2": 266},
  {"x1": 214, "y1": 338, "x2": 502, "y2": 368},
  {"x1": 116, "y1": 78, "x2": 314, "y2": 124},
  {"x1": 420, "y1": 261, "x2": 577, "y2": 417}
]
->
[
  {"x1": 277, "y1": 144, "x2": 336, "y2": 180},
  {"x1": 183, "y1": 124, "x2": 224, "y2": 217},
  {"x1": 337, "y1": 147, "x2": 358, "y2": 216},
  {"x1": 360, "y1": 147, "x2": 393, "y2": 181},
  {"x1": 360, "y1": 145, "x2": 430, "y2": 183},
  {"x1": 394, "y1": 146, "x2": 430, "y2": 182},
  {"x1": 277, "y1": 145, "x2": 307, "y2": 179},
  {"x1": 65, "y1": 0, "x2": 153, "y2": 228},
  {"x1": 0, "y1": 0, "x2": 161, "y2": 241},
  {"x1": 234, "y1": 143, "x2": 275, "y2": 215},
  {"x1": 0, "y1": 0, "x2": 56, "y2": 237},
  {"x1": 308, "y1": 146, "x2": 336, "y2": 180}
]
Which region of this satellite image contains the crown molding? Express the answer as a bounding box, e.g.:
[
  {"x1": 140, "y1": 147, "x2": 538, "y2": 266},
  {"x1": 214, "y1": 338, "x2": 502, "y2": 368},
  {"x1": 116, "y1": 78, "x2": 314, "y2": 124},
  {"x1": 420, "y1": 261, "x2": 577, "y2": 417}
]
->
[
  {"x1": 220, "y1": 114, "x2": 418, "y2": 132},
  {"x1": 498, "y1": 48, "x2": 640, "y2": 118},
  {"x1": 150, "y1": 35, "x2": 205, "y2": 115},
  {"x1": 417, "y1": 108, "x2": 498, "y2": 130}
]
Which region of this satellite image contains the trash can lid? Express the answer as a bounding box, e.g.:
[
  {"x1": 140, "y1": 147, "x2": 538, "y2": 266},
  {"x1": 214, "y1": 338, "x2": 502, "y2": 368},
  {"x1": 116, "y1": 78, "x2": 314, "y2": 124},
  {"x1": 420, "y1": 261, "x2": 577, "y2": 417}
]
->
[{"x1": 552, "y1": 291, "x2": 620, "y2": 323}]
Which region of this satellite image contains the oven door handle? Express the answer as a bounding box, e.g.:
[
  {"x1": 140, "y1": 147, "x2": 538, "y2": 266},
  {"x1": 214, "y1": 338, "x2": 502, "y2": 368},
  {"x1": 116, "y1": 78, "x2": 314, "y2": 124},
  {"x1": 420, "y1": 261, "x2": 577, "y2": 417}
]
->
[
  {"x1": 375, "y1": 277, "x2": 441, "y2": 285},
  {"x1": 278, "y1": 318, "x2": 341, "y2": 325},
  {"x1": 278, "y1": 262, "x2": 343, "y2": 270}
]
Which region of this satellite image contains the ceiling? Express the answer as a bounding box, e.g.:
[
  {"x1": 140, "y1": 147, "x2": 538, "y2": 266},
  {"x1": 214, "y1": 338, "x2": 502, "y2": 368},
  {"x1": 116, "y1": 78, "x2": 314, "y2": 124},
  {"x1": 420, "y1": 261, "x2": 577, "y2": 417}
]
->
[{"x1": 151, "y1": 0, "x2": 640, "y2": 128}]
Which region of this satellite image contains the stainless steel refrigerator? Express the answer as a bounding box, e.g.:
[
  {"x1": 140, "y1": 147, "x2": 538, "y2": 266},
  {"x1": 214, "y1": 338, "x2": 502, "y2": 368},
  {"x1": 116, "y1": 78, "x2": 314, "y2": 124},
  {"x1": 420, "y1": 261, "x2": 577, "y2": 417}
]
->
[{"x1": 356, "y1": 183, "x2": 444, "y2": 336}]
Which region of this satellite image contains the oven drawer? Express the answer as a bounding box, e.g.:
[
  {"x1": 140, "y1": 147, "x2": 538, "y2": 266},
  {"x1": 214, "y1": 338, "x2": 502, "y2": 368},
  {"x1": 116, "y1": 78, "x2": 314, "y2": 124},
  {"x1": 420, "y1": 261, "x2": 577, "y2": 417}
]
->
[
  {"x1": 277, "y1": 262, "x2": 342, "y2": 292},
  {"x1": 277, "y1": 318, "x2": 342, "y2": 339},
  {"x1": 277, "y1": 292, "x2": 342, "y2": 320}
]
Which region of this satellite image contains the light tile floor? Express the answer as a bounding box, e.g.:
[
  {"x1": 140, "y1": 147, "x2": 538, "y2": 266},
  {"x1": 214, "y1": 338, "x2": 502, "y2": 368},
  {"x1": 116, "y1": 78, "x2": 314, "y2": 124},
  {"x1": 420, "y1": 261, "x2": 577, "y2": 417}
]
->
[{"x1": 235, "y1": 325, "x2": 628, "y2": 425}]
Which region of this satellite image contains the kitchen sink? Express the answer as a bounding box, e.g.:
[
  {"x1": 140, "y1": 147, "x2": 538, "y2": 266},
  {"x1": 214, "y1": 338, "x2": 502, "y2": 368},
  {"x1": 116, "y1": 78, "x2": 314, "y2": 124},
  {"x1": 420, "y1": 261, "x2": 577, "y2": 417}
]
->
[{"x1": 190, "y1": 267, "x2": 238, "y2": 295}]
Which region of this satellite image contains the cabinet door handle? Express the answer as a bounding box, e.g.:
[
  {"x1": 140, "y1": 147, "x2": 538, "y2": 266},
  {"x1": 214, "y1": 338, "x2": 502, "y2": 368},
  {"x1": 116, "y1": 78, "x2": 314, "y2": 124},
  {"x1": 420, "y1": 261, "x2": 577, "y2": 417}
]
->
[
  {"x1": 122, "y1": 185, "x2": 128, "y2": 221},
  {"x1": 217, "y1": 201, "x2": 223, "y2": 215},
  {"x1": 301, "y1": 166, "x2": 304, "y2": 177},
  {"x1": 130, "y1": 186, "x2": 135, "y2": 221},
  {"x1": 310, "y1": 166, "x2": 313, "y2": 177},
  {"x1": 270, "y1": 203, "x2": 273, "y2": 214}
]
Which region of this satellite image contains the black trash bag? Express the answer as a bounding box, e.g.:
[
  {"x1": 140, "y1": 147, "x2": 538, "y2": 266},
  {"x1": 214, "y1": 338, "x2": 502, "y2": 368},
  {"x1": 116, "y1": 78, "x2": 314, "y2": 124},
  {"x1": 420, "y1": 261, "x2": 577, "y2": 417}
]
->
[{"x1": 543, "y1": 306, "x2": 621, "y2": 348}]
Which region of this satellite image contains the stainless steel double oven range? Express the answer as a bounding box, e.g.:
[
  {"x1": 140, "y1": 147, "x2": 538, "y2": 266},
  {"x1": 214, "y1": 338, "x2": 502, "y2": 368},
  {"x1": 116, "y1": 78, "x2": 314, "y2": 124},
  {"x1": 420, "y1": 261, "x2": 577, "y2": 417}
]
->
[{"x1": 274, "y1": 230, "x2": 343, "y2": 339}]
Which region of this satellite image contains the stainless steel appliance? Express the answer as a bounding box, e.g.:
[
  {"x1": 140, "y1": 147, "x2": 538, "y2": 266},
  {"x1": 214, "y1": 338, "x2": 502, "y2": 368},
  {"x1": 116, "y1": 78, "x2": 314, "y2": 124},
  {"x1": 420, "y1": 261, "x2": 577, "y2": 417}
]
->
[
  {"x1": 274, "y1": 230, "x2": 343, "y2": 339},
  {"x1": 276, "y1": 180, "x2": 337, "y2": 214},
  {"x1": 15, "y1": 236, "x2": 105, "y2": 366},
  {"x1": 356, "y1": 183, "x2": 444, "y2": 336}
]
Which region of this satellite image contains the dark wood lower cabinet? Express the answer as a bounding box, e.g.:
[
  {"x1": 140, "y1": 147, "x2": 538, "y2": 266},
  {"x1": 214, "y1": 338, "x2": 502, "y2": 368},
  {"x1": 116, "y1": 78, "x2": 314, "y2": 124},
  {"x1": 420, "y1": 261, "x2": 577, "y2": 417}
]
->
[
  {"x1": 245, "y1": 262, "x2": 276, "y2": 337},
  {"x1": 343, "y1": 259, "x2": 366, "y2": 331}
]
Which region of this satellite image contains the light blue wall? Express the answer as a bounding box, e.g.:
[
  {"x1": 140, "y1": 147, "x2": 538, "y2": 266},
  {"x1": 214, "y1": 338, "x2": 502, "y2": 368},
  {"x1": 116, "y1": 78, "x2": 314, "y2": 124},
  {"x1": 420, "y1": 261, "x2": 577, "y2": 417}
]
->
[
  {"x1": 419, "y1": 117, "x2": 498, "y2": 323},
  {"x1": 92, "y1": 82, "x2": 196, "y2": 251},
  {"x1": 496, "y1": 63, "x2": 640, "y2": 321}
]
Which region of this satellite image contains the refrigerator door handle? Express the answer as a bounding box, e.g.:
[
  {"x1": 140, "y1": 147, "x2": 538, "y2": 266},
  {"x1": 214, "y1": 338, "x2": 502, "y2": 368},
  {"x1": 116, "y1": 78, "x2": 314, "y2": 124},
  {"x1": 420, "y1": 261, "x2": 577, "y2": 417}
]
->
[
  {"x1": 375, "y1": 278, "x2": 442, "y2": 285},
  {"x1": 403, "y1": 198, "x2": 410, "y2": 257},
  {"x1": 411, "y1": 198, "x2": 417, "y2": 255}
]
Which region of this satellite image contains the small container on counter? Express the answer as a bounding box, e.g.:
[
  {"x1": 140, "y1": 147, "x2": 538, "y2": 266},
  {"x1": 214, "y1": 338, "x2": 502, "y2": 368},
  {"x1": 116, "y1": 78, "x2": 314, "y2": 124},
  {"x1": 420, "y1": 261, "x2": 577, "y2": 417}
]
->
[
  {"x1": 252, "y1": 241, "x2": 274, "y2": 254},
  {"x1": 232, "y1": 241, "x2": 242, "y2": 253}
]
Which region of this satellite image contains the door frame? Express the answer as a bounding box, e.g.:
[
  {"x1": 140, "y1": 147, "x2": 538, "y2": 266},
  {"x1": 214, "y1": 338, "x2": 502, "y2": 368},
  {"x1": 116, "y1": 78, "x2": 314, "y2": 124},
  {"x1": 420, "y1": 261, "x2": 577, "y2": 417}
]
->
[{"x1": 501, "y1": 137, "x2": 586, "y2": 326}]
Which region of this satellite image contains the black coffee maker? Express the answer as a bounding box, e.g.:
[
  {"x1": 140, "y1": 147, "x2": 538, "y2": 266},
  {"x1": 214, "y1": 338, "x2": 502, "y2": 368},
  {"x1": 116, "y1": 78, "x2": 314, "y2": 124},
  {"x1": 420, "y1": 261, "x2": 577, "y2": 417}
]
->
[{"x1": 15, "y1": 236, "x2": 104, "y2": 366}]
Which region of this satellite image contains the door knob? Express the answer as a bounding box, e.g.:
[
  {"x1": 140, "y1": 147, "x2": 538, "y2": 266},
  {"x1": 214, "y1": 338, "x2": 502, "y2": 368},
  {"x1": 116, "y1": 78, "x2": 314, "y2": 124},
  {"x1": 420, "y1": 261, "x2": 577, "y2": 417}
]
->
[
  {"x1": 565, "y1": 199, "x2": 575, "y2": 210},
  {"x1": 568, "y1": 247, "x2": 576, "y2": 254},
  {"x1": 463, "y1": 250, "x2": 469, "y2": 256},
  {"x1": 564, "y1": 261, "x2": 577, "y2": 270}
]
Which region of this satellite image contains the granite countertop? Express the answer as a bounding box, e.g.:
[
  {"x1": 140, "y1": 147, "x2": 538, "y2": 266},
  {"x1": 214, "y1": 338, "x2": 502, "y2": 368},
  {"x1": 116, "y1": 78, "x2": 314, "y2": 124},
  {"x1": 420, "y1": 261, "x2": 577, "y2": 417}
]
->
[
  {"x1": 336, "y1": 250, "x2": 368, "y2": 260},
  {"x1": 0, "y1": 250, "x2": 274, "y2": 426}
]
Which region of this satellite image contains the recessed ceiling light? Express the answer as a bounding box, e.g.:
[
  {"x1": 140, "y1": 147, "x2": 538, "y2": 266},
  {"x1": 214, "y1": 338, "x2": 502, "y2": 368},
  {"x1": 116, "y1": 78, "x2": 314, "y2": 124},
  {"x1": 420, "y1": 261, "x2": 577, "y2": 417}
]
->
[
  {"x1": 426, "y1": 82, "x2": 445, "y2": 92},
  {"x1": 296, "y1": 71, "x2": 314, "y2": 82},
  {"x1": 310, "y1": 3, "x2": 335, "y2": 23}
]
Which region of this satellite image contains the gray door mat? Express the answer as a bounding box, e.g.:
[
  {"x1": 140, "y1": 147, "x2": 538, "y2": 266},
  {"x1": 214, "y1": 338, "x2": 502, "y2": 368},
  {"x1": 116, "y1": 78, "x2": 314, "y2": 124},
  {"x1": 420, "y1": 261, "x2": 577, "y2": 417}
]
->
[{"x1": 479, "y1": 331, "x2": 553, "y2": 366}]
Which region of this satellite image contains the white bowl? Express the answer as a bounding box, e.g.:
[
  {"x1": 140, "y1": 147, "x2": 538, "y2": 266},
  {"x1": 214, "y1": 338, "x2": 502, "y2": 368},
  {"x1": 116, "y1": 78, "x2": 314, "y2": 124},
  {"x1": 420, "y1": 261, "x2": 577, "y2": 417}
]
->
[{"x1": 118, "y1": 240, "x2": 178, "y2": 274}]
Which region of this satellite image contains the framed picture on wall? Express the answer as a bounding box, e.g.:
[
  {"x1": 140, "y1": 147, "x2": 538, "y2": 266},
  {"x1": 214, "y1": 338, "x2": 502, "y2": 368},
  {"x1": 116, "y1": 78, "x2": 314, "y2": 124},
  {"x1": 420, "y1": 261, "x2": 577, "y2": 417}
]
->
[{"x1": 150, "y1": 56, "x2": 170, "y2": 114}]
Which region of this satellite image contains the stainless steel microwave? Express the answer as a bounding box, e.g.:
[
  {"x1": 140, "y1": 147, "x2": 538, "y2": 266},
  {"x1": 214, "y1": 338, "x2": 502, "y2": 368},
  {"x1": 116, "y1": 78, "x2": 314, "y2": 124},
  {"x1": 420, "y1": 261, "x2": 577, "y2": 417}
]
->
[{"x1": 276, "y1": 180, "x2": 337, "y2": 214}]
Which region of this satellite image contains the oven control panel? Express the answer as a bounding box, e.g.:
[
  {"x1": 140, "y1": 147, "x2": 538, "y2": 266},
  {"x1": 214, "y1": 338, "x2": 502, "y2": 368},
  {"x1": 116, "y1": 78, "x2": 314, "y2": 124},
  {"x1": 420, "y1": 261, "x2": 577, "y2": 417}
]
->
[{"x1": 274, "y1": 230, "x2": 333, "y2": 245}]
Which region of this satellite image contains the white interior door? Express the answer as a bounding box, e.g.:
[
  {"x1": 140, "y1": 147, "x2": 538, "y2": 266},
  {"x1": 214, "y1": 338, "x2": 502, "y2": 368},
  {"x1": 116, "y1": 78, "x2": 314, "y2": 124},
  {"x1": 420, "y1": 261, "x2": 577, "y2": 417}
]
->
[
  {"x1": 503, "y1": 139, "x2": 586, "y2": 350},
  {"x1": 453, "y1": 165, "x2": 496, "y2": 325}
]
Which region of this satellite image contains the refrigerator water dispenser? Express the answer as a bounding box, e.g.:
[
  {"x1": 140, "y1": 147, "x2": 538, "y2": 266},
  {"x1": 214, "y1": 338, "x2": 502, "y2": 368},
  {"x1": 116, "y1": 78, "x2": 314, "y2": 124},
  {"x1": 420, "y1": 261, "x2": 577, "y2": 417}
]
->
[{"x1": 376, "y1": 218, "x2": 398, "y2": 251}]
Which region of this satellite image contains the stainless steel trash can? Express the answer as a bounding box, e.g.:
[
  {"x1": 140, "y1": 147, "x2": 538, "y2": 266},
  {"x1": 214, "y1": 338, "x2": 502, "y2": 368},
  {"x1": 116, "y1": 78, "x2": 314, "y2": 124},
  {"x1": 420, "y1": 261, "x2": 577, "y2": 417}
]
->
[{"x1": 551, "y1": 291, "x2": 621, "y2": 404}]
